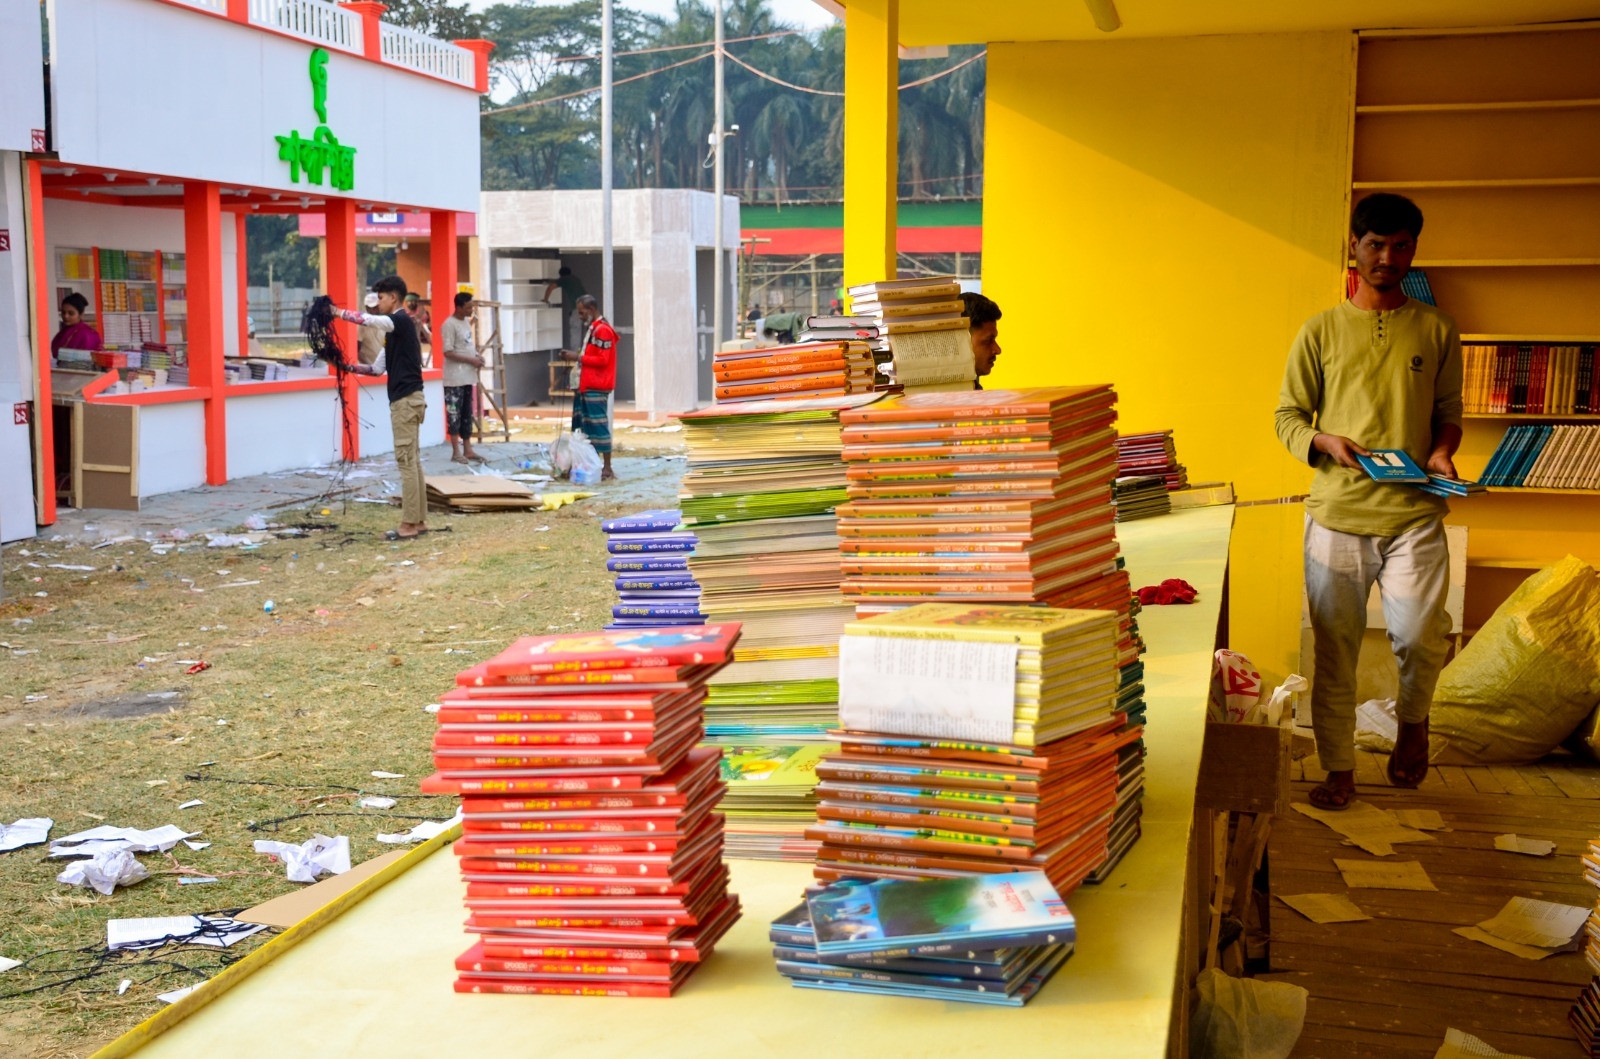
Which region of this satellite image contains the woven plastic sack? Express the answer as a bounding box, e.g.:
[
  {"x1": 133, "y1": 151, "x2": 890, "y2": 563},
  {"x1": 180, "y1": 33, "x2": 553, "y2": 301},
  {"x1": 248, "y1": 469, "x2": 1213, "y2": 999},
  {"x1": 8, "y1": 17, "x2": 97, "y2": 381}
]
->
[
  {"x1": 1191, "y1": 968, "x2": 1307, "y2": 1059},
  {"x1": 1430, "y1": 555, "x2": 1600, "y2": 765}
]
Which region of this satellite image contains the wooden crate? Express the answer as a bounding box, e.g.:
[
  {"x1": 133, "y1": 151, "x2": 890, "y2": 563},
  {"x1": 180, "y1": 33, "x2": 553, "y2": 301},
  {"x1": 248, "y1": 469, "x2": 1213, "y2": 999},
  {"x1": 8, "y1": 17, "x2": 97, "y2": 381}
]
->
[{"x1": 1195, "y1": 720, "x2": 1291, "y2": 816}]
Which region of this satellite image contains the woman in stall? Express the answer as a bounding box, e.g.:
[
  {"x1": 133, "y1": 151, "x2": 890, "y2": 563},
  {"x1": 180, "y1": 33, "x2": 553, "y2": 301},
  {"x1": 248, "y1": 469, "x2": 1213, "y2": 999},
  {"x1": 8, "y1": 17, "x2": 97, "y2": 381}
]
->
[{"x1": 51, "y1": 293, "x2": 103, "y2": 357}]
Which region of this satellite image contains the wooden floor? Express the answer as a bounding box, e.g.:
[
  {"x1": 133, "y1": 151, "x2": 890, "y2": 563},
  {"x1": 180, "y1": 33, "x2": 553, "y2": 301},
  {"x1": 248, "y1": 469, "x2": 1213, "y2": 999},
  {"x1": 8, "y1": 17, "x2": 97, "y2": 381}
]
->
[{"x1": 1262, "y1": 751, "x2": 1600, "y2": 1058}]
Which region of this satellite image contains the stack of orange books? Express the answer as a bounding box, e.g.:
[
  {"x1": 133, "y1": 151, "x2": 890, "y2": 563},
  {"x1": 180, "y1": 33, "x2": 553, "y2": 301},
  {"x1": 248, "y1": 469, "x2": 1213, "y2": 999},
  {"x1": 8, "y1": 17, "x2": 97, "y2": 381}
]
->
[
  {"x1": 712, "y1": 340, "x2": 877, "y2": 402},
  {"x1": 421, "y1": 626, "x2": 744, "y2": 997}
]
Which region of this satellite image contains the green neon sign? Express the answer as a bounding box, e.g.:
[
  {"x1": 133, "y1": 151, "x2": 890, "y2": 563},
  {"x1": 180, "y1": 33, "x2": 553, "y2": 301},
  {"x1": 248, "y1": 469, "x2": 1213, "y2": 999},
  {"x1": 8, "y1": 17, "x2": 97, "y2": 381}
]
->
[{"x1": 275, "y1": 47, "x2": 356, "y2": 192}]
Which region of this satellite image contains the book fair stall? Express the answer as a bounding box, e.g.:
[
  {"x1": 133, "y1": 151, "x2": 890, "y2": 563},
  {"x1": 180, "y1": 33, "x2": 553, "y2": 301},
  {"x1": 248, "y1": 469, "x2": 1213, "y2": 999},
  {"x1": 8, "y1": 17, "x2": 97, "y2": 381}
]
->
[{"x1": 16, "y1": 0, "x2": 488, "y2": 517}]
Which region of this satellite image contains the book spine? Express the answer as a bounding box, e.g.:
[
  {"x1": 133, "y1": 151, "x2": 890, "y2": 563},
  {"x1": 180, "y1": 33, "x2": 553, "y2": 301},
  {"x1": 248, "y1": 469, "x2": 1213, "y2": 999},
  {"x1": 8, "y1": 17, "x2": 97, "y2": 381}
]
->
[
  {"x1": 454, "y1": 979, "x2": 674, "y2": 998},
  {"x1": 1512, "y1": 344, "x2": 1532, "y2": 413}
]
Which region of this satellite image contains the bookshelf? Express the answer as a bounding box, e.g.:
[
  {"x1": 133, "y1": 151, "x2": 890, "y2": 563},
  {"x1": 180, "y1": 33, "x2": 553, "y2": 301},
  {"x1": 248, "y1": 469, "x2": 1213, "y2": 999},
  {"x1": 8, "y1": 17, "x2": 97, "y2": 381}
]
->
[{"x1": 1354, "y1": 23, "x2": 1600, "y2": 598}]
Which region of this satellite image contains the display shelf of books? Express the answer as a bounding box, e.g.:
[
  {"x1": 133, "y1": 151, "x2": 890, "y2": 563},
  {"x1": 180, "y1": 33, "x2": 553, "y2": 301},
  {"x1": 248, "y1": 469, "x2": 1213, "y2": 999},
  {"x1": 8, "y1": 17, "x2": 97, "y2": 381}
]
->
[
  {"x1": 54, "y1": 246, "x2": 96, "y2": 322},
  {"x1": 160, "y1": 251, "x2": 187, "y2": 347}
]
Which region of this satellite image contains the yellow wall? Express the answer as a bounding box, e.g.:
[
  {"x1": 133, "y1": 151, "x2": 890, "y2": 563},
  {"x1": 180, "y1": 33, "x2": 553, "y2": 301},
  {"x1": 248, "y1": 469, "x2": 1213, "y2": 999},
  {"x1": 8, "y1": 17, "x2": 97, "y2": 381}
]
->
[{"x1": 983, "y1": 31, "x2": 1357, "y2": 681}]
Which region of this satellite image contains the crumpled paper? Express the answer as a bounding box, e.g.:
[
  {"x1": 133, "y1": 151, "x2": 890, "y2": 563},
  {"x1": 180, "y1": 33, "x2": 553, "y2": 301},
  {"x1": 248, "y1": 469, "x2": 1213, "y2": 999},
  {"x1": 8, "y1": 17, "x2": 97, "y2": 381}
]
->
[
  {"x1": 0, "y1": 817, "x2": 53, "y2": 853},
  {"x1": 252, "y1": 834, "x2": 350, "y2": 882},
  {"x1": 377, "y1": 810, "x2": 462, "y2": 845},
  {"x1": 57, "y1": 850, "x2": 150, "y2": 895}
]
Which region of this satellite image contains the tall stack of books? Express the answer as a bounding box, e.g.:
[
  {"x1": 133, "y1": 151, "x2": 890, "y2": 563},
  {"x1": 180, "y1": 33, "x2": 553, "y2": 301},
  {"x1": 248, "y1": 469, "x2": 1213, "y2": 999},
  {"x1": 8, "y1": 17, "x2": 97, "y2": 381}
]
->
[
  {"x1": 719, "y1": 744, "x2": 831, "y2": 862},
  {"x1": 772, "y1": 871, "x2": 1075, "y2": 1006},
  {"x1": 845, "y1": 276, "x2": 974, "y2": 392},
  {"x1": 712, "y1": 341, "x2": 877, "y2": 401},
  {"x1": 1464, "y1": 343, "x2": 1600, "y2": 415},
  {"x1": 1571, "y1": 836, "x2": 1600, "y2": 1053},
  {"x1": 1112, "y1": 476, "x2": 1172, "y2": 521},
  {"x1": 808, "y1": 604, "x2": 1146, "y2": 893},
  {"x1": 1115, "y1": 430, "x2": 1188, "y2": 490},
  {"x1": 603, "y1": 510, "x2": 702, "y2": 629},
  {"x1": 674, "y1": 395, "x2": 879, "y2": 746},
  {"x1": 1480, "y1": 424, "x2": 1600, "y2": 489},
  {"x1": 423, "y1": 627, "x2": 744, "y2": 998}
]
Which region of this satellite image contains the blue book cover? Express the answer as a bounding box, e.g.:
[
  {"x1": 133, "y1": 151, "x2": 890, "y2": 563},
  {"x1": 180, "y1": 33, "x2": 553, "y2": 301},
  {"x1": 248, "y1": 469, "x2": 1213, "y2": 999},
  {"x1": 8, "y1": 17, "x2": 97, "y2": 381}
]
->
[
  {"x1": 602, "y1": 509, "x2": 683, "y2": 534},
  {"x1": 614, "y1": 573, "x2": 700, "y2": 591},
  {"x1": 1507, "y1": 424, "x2": 1552, "y2": 486},
  {"x1": 806, "y1": 871, "x2": 1074, "y2": 957},
  {"x1": 606, "y1": 534, "x2": 697, "y2": 554},
  {"x1": 617, "y1": 590, "x2": 702, "y2": 602},
  {"x1": 788, "y1": 944, "x2": 1072, "y2": 1006},
  {"x1": 605, "y1": 555, "x2": 690, "y2": 573},
  {"x1": 1356, "y1": 448, "x2": 1428, "y2": 484},
  {"x1": 612, "y1": 604, "x2": 705, "y2": 619}
]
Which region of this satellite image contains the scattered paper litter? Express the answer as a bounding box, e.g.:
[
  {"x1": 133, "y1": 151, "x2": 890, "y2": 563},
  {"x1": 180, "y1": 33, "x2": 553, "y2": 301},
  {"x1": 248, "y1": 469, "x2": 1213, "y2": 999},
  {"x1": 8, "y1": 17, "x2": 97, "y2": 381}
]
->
[
  {"x1": 1391, "y1": 809, "x2": 1449, "y2": 831},
  {"x1": 49, "y1": 824, "x2": 198, "y2": 858},
  {"x1": 1277, "y1": 892, "x2": 1371, "y2": 924},
  {"x1": 253, "y1": 834, "x2": 350, "y2": 882},
  {"x1": 57, "y1": 850, "x2": 149, "y2": 894},
  {"x1": 107, "y1": 915, "x2": 267, "y2": 951},
  {"x1": 377, "y1": 810, "x2": 462, "y2": 845},
  {"x1": 177, "y1": 800, "x2": 205, "y2": 810},
  {"x1": 0, "y1": 956, "x2": 22, "y2": 973},
  {"x1": 117, "y1": 978, "x2": 132, "y2": 995},
  {"x1": 0, "y1": 817, "x2": 53, "y2": 853},
  {"x1": 1293, "y1": 800, "x2": 1433, "y2": 856},
  {"x1": 370, "y1": 770, "x2": 405, "y2": 779},
  {"x1": 178, "y1": 877, "x2": 219, "y2": 885},
  {"x1": 47, "y1": 563, "x2": 96, "y2": 571},
  {"x1": 1494, "y1": 834, "x2": 1556, "y2": 857},
  {"x1": 1477, "y1": 897, "x2": 1588, "y2": 949},
  {"x1": 183, "y1": 840, "x2": 211, "y2": 851},
  {"x1": 157, "y1": 984, "x2": 200, "y2": 1004},
  {"x1": 1333, "y1": 858, "x2": 1437, "y2": 891},
  {"x1": 1453, "y1": 925, "x2": 1564, "y2": 961},
  {"x1": 358, "y1": 796, "x2": 397, "y2": 810},
  {"x1": 1434, "y1": 1027, "x2": 1535, "y2": 1059}
]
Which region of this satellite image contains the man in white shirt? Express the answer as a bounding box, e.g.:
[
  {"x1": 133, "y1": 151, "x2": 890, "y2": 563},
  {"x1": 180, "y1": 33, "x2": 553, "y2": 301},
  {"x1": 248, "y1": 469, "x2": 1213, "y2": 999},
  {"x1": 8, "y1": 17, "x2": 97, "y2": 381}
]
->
[{"x1": 440, "y1": 292, "x2": 486, "y2": 463}]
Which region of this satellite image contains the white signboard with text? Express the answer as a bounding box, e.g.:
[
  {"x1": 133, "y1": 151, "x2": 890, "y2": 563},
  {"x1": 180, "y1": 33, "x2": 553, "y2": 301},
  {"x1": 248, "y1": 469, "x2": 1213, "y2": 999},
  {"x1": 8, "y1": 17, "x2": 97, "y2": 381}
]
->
[{"x1": 50, "y1": 0, "x2": 479, "y2": 212}]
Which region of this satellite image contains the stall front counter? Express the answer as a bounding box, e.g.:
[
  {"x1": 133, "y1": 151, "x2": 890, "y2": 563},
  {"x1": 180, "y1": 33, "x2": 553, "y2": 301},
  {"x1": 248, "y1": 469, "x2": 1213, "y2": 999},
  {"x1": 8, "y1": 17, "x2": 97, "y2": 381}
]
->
[{"x1": 113, "y1": 506, "x2": 1235, "y2": 1059}]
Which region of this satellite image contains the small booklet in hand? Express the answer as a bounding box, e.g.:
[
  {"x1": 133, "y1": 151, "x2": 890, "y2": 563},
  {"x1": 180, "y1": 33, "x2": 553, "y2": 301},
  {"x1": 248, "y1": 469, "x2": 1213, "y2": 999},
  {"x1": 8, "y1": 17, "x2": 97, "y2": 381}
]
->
[{"x1": 1356, "y1": 449, "x2": 1429, "y2": 484}]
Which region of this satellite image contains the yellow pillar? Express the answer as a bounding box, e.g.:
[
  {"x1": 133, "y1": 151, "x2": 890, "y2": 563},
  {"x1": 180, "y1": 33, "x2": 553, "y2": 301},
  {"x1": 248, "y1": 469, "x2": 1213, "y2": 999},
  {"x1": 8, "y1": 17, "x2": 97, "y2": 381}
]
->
[{"x1": 842, "y1": 0, "x2": 898, "y2": 290}]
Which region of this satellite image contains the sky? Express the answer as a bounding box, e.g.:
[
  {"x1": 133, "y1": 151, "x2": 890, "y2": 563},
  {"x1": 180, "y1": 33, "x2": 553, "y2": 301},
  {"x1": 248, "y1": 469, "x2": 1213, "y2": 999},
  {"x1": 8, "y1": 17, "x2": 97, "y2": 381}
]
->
[{"x1": 460, "y1": 0, "x2": 838, "y2": 31}]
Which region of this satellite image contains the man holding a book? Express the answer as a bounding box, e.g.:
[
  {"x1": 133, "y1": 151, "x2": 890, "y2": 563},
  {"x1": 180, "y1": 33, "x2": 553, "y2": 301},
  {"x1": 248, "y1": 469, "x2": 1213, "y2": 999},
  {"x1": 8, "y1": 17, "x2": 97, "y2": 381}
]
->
[{"x1": 1273, "y1": 193, "x2": 1464, "y2": 810}]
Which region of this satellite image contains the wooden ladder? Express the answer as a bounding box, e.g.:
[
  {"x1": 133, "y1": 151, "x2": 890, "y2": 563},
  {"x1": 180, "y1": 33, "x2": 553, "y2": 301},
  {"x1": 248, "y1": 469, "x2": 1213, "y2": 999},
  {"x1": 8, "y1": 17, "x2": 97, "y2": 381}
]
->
[{"x1": 473, "y1": 300, "x2": 512, "y2": 443}]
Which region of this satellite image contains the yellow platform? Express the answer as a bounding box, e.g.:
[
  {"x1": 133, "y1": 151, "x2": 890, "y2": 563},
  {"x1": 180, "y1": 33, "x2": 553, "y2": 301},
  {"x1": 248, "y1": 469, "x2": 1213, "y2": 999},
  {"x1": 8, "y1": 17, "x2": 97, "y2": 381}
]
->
[{"x1": 110, "y1": 505, "x2": 1235, "y2": 1059}]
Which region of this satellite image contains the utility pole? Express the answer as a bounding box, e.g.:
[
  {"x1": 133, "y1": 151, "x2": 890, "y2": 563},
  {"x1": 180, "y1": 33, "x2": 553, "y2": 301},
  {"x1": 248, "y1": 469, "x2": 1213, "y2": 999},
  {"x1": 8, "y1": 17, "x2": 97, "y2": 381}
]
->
[
  {"x1": 711, "y1": 0, "x2": 726, "y2": 352},
  {"x1": 601, "y1": 0, "x2": 615, "y2": 323}
]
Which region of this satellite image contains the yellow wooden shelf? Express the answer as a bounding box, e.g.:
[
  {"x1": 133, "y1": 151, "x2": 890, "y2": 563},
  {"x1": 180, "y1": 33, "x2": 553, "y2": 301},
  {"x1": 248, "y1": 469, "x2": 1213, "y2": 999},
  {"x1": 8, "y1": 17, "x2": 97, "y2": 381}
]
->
[
  {"x1": 1485, "y1": 486, "x2": 1600, "y2": 495},
  {"x1": 1357, "y1": 98, "x2": 1600, "y2": 114},
  {"x1": 1464, "y1": 413, "x2": 1600, "y2": 420},
  {"x1": 1412, "y1": 258, "x2": 1600, "y2": 267},
  {"x1": 1352, "y1": 177, "x2": 1600, "y2": 189},
  {"x1": 1462, "y1": 334, "x2": 1600, "y2": 343}
]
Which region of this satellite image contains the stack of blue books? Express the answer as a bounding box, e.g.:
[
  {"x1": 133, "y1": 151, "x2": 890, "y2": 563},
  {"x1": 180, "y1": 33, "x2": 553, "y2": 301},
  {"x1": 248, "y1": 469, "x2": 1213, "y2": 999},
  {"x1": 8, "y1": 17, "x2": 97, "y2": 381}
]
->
[
  {"x1": 603, "y1": 510, "x2": 703, "y2": 629},
  {"x1": 771, "y1": 872, "x2": 1075, "y2": 1006}
]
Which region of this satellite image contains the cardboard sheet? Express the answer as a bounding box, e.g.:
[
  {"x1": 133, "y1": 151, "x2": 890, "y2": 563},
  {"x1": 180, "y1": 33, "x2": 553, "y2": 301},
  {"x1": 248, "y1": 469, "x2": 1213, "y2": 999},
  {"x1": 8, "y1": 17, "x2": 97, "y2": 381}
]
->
[{"x1": 237, "y1": 850, "x2": 408, "y2": 928}]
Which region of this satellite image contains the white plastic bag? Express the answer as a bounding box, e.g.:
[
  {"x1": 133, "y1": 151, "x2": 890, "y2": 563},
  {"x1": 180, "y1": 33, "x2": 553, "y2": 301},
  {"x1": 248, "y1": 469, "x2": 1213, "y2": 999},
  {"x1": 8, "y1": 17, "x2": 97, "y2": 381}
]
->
[
  {"x1": 1253, "y1": 674, "x2": 1308, "y2": 726},
  {"x1": 1191, "y1": 968, "x2": 1308, "y2": 1059},
  {"x1": 1209, "y1": 650, "x2": 1263, "y2": 723},
  {"x1": 567, "y1": 432, "x2": 603, "y2": 485}
]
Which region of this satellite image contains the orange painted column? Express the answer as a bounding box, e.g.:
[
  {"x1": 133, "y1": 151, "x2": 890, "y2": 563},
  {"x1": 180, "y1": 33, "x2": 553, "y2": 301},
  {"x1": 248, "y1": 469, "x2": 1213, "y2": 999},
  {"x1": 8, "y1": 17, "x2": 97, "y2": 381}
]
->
[
  {"x1": 24, "y1": 161, "x2": 55, "y2": 524},
  {"x1": 184, "y1": 181, "x2": 228, "y2": 484},
  {"x1": 340, "y1": 2, "x2": 388, "y2": 60},
  {"x1": 430, "y1": 208, "x2": 458, "y2": 330},
  {"x1": 235, "y1": 214, "x2": 249, "y2": 359},
  {"x1": 324, "y1": 198, "x2": 360, "y2": 461}
]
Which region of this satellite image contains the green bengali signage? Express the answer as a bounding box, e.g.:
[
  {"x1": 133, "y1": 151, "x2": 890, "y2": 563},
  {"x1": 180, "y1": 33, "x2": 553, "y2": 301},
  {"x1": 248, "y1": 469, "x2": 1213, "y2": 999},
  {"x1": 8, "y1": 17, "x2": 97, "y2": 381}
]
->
[{"x1": 275, "y1": 48, "x2": 356, "y2": 192}]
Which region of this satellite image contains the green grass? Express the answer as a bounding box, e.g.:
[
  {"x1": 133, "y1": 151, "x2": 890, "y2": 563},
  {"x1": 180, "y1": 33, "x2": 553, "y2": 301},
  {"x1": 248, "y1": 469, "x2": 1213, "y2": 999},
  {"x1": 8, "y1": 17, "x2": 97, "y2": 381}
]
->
[{"x1": 0, "y1": 472, "x2": 676, "y2": 1056}]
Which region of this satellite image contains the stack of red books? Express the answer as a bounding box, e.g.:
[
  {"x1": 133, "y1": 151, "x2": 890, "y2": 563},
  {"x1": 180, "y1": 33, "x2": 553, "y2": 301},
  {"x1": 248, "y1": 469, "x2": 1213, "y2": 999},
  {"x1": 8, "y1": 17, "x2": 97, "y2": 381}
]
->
[
  {"x1": 1114, "y1": 430, "x2": 1188, "y2": 491},
  {"x1": 713, "y1": 340, "x2": 878, "y2": 402},
  {"x1": 421, "y1": 626, "x2": 745, "y2": 997},
  {"x1": 835, "y1": 386, "x2": 1139, "y2": 667}
]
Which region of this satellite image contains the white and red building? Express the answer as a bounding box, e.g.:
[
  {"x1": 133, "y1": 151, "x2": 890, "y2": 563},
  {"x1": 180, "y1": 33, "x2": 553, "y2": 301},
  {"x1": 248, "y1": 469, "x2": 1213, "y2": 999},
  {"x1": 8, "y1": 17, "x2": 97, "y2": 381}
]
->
[{"x1": 0, "y1": 0, "x2": 489, "y2": 539}]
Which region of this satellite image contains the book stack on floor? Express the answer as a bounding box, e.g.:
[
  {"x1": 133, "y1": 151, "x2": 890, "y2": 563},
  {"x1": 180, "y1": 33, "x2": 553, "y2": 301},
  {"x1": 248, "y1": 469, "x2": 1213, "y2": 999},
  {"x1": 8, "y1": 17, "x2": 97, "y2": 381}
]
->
[
  {"x1": 675, "y1": 394, "x2": 880, "y2": 747},
  {"x1": 1112, "y1": 476, "x2": 1172, "y2": 522},
  {"x1": 1115, "y1": 430, "x2": 1188, "y2": 490},
  {"x1": 771, "y1": 870, "x2": 1075, "y2": 1006},
  {"x1": 1463, "y1": 342, "x2": 1598, "y2": 414},
  {"x1": 846, "y1": 276, "x2": 974, "y2": 392},
  {"x1": 603, "y1": 510, "x2": 702, "y2": 629},
  {"x1": 422, "y1": 626, "x2": 743, "y2": 997},
  {"x1": 807, "y1": 603, "x2": 1146, "y2": 893},
  {"x1": 712, "y1": 341, "x2": 878, "y2": 401},
  {"x1": 719, "y1": 744, "x2": 832, "y2": 862},
  {"x1": 1480, "y1": 424, "x2": 1600, "y2": 489},
  {"x1": 1570, "y1": 836, "x2": 1600, "y2": 1052}
]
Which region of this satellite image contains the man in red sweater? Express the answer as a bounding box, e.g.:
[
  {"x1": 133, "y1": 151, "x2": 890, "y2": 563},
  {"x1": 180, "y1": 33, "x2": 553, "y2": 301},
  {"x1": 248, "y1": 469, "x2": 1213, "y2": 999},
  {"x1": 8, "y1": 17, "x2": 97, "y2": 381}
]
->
[{"x1": 558, "y1": 294, "x2": 617, "y2": 481}]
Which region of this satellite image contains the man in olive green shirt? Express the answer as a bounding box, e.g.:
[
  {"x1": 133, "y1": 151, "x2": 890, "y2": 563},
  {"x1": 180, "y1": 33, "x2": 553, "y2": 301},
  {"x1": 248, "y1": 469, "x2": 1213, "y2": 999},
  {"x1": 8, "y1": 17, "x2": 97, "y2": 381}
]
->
[{"x1": 1274, "y1": 193, "x2": 1463, "y2": 810}]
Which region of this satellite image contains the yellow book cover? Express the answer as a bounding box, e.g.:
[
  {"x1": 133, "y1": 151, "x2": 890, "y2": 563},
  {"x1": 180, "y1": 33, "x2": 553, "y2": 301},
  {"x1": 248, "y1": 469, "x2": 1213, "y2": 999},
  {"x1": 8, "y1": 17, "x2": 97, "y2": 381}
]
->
[
  {"x1": 842, "y1": 602, "x2": 1117, "y2": 646},
  {"x1": 719, "y1": 744, "x2": 835, "y2": 790}
]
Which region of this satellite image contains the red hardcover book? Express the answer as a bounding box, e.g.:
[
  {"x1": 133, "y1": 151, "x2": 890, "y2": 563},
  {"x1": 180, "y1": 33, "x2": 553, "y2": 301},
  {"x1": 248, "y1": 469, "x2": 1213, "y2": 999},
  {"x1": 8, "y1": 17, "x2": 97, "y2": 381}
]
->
[
  {"x1": 474, "y1": 896, "x2": 741, "y2": 962},
  {"x1": 838, "y1": 385, "x2": 1115, "y2": 425},
  {"x1": 477, "y1": 626, "x2": 741, "y2": 678},
  {"x1": 424, "y1": 745, "x2": 720, "y2": 795},
  {"x1": 455, "y1": 945, "x2": 678, "y2": 979},
  {"x1": 453, "y1": 978, "x2": 677, "y2": 998}
]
